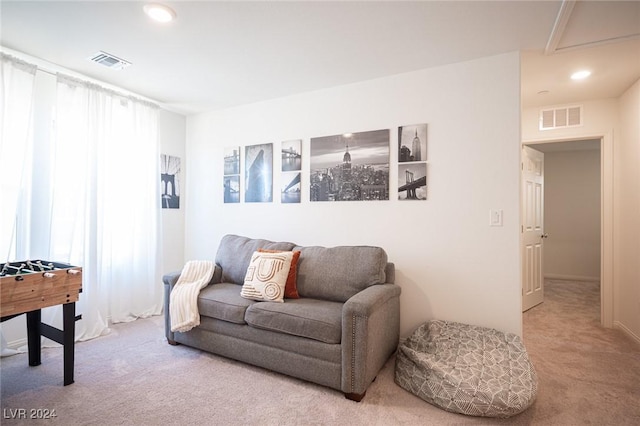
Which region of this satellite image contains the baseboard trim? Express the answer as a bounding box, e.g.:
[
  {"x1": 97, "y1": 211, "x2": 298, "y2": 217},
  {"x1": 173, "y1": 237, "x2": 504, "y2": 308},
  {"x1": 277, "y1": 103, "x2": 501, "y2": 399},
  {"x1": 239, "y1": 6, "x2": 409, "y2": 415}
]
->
[
  {"x1": 544, "y1": 274, "x2": 600, "y2": 282},
  {"x1": 613, "y1": 321, "x2": 640, "y2": 345},
  {"x1": 5, "y1": 337, "x2": 27, "y2": 351}
]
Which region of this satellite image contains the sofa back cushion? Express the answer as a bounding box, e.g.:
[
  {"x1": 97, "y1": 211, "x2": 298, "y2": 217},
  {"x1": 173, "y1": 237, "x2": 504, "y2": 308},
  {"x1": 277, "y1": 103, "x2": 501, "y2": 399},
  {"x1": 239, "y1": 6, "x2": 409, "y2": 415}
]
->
[
  {"x1": 216, "y1": 235, "x2": 296, "y2": 285},
  {"x1": 294, "y1": 245, "x2": 388, "y2": 302}
]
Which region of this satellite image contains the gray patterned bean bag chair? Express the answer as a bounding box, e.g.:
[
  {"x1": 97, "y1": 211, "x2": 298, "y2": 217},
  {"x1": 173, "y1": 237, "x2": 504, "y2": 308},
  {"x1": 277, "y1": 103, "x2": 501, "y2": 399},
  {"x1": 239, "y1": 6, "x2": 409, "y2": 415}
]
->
[{"x1": 395, "y1": 320, "x2": 537, "y2": 418}]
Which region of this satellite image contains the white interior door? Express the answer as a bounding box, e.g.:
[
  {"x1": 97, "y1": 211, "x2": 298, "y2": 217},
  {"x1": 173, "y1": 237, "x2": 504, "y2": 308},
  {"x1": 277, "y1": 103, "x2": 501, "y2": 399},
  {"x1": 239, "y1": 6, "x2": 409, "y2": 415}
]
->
[{"x1": 522, "y1": 146, "x2": 545, "y2": 311}]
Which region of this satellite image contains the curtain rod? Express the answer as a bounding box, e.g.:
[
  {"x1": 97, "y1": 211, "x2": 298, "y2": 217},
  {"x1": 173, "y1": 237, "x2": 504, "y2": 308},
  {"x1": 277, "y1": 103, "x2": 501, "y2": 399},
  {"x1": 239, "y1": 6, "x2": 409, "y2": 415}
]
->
[
  {"x1": 35, "y1": 66, "x2": 57, "y2": 77},
  {"x1": 2, "y1": 51, "x2": 159, "y2": 108},
  {"x1": 40, "y1": 66, "x2": 159, "y2": 109}
]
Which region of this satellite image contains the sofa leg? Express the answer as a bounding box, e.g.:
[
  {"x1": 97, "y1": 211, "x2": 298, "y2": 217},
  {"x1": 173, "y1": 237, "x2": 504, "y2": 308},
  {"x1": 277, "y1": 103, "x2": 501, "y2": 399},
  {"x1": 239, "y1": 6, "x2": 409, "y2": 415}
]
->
[
  {"x1": 344, "y1": 391, "x2": 366, "y2": 402},
  {"x1": 167, "y1": 338, "x2": 179, "y2": 346}
]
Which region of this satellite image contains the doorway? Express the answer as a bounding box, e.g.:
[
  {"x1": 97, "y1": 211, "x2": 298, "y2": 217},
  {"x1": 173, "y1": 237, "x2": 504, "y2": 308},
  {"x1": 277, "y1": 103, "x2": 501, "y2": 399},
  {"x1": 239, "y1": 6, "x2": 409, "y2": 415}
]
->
[{"x1": 522, "y1": 135, "x2": 613, "y2": 328}]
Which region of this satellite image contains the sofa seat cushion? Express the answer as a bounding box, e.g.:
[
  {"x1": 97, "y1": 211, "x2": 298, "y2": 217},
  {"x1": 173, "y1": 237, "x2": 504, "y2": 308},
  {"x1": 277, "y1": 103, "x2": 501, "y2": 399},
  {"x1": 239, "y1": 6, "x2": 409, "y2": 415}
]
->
[
  {"x1": 194, "y1": 316, "x2": 342, "y2": 364},
  {"x1": 198, "y1": 283, "x2": 255, "y2": 324},
  {"x1": 245, "y1": 298, "x2": 343, "y2": 344}
]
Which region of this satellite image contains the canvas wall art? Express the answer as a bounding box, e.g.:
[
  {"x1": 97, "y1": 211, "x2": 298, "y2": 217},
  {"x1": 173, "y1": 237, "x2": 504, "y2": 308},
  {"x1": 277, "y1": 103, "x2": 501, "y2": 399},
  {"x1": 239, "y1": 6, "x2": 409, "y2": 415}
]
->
[
  {"x1": 398, "y1": 162, "x2": 427, "y2": 200},
  {"x1": 224, "y1": 175, "x2": 240, "y2": 204},
  {"x1": 160, "y1": 154, "x2": 181, "y2": 208},
  {"x1": 281, "y1": 171, "x2": 301, "y2": 203},
  {"x1": 223, "y1": 146, "x2": 241, "y2": 204},
  {"x1": 224, "y1": 146, "x2": 240, "y2": 175},
  {"x1": 281, "y1": 139, "x2": 302, "y2": 172},
  {"x1": 398, "y1": 123, "x2": 427, "y2": 162},
  {"x1": 310, "y1": 129, "x2": 389, "y2": 202},
  {"x1": 245, "y1": 143, "x2": 273, "y2": 203}
]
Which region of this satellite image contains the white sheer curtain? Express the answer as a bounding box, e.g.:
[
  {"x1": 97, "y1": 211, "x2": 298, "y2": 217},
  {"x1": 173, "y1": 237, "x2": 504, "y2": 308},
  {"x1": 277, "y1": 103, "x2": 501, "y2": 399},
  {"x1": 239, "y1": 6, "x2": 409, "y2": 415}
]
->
[
  {"x1": 1, "y1": 57, "x2": 162, "y2": 350},
  {"x1": 50, "y1": 75, "x2": 163, "y2": 340},
  {"x1": 0, "y1": 53, "x2": 36, "y2": 263},
  {"x1": 0, "y1": 53, "x2": 37, "y2": 355}
]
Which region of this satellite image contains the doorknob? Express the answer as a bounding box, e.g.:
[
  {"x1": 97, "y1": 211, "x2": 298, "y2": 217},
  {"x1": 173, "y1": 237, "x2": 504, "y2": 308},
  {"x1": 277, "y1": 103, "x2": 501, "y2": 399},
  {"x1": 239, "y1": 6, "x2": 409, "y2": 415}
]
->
[{"x1": 541, "y1": 233, "x2": 549, "y2": 239}]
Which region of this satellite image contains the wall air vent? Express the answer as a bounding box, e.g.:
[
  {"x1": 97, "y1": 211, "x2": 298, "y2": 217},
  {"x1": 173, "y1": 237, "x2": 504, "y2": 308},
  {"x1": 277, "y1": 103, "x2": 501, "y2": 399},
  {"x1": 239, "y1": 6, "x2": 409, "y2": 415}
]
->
[
  {"x1": 88, "y1": 51, "x2": 131, "y2": 70},
  {"x1": 539, "y1": 105, "x2": 582, "y2": 130}
]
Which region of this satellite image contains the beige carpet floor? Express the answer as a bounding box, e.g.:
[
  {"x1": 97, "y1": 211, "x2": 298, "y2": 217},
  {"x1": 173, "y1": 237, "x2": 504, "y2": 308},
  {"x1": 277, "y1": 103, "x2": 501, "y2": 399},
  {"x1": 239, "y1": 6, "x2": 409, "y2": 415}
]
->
[{"x1": 1, "y1": 279, "x2": 639, "y2": 425}]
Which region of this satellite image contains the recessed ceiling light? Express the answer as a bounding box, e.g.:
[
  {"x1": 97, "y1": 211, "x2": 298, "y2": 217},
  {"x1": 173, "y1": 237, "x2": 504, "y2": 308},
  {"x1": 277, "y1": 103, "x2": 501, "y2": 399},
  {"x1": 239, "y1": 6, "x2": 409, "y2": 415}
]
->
[
  {"x1": 571, "y1": 70, "x2": 591, "y2": 80},
  {"x1": 144, "y1": 3, "x2": 176, "y2": 23}
]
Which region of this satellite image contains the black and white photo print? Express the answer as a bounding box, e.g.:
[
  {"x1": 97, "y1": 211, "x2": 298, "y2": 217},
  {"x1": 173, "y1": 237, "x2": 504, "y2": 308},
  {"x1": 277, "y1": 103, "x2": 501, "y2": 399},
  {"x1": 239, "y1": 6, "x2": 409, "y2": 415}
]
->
[
  {"x1": 281, "y1": 139, "x2": 302, "y2": 172},
  {"x1": 245, "y1": 143, "x2": 273, "y2": 203},
  {"x1": 160, "y1": 154, "x2": 181, "y2": 208},
  {"x1": 398, "y1": 162, "x2": 427, "y2": 200},
  {"x1": 310, "y1": 129, "x2": 389, "y2": 202},
  {"x1": 398, "y1": 123, "x2": 427, "y2": 162}
]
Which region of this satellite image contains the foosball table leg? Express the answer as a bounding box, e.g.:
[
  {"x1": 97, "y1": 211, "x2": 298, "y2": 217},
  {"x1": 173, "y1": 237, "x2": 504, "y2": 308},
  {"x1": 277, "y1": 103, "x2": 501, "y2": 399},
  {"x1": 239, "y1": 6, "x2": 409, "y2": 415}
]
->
[
  {"x1": 24, "y1": 304, "x2": 78, "y2": 385},
  {"x1": 26, "y1": 310, "x2": 42, "y2": 367},
  {"x1": 62, "y1": 302, "x2": 76, "y2": 385}
]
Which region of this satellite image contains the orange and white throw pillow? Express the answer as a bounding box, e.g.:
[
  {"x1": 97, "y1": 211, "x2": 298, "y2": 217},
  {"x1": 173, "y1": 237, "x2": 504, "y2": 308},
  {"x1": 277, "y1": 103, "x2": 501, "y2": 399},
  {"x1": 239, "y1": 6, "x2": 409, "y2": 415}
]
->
[{"x1": 241, "y1": 250, "x2": 294, "y2": 303}]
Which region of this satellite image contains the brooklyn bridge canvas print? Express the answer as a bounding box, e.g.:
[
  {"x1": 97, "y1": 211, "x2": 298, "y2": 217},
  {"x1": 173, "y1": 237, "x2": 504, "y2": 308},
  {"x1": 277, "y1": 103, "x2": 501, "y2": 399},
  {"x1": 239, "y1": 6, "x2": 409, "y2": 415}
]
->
[
  {"x1": 160, "y1": 154, "x2": 181, "y2": 208},
  {"x1": 223, "y1": 146, "x2": 240, "y2": 203},
  {"x1": 398, "y1": 162, "x2": 427, "y2": 200},
  {"x1": 397, "y1": 123, "x2": 428, "y2": 200},
  {"x1": 310, "y1": 129, "x2": 389, "y2": 202},
  {"x1": 281, "y1": 139, "x2": 302, "y2": 203}
]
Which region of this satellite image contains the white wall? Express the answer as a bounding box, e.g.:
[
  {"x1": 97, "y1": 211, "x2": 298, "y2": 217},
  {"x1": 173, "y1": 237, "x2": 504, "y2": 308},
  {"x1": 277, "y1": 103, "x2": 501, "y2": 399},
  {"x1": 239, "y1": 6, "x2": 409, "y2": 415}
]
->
[
  {"x1": 185, "y1": 52, "x2": 522, "y2": 337},
  {"x1": 615, "y1": 79, "x2": 640, "y2": 341},
  {"x1": 159, "y1": 110, "x2": 186, "y2": 275},
  {"x1": 522, "y1": 99, "x2": 618, "y2": 141},
  {"x1": 544, "y1": 149, "x2": 601, "y2": 280}
]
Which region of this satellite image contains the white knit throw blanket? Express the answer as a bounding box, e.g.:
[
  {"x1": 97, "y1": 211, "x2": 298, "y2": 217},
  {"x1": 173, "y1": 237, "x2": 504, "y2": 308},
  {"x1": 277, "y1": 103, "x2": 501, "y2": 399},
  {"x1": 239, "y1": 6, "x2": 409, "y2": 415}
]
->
[{"x1": 170, "y1": 260, "x2": 215, "y2": 333}]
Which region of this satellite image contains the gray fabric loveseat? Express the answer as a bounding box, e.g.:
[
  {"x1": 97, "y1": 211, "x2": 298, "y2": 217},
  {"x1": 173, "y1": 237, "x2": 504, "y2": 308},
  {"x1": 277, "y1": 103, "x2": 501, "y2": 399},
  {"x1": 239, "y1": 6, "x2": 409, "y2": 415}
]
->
[{"x1": 163, "y1": 234, "x2": 401, "y2": 401}]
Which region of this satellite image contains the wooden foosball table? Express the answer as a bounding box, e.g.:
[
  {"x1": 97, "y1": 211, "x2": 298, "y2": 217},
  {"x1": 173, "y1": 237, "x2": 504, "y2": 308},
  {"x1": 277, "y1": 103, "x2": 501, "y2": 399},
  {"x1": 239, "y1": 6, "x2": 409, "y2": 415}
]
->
[{"x1": 0, "y1": 260, "x2": 82, "y2": 385}]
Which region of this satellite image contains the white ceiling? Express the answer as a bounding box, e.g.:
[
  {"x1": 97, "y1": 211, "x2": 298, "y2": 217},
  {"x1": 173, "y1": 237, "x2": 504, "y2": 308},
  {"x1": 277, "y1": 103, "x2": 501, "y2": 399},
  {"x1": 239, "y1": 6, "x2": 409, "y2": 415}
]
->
[{"x1": 1, "y1": 1, "x2": 639, "y2": 115}]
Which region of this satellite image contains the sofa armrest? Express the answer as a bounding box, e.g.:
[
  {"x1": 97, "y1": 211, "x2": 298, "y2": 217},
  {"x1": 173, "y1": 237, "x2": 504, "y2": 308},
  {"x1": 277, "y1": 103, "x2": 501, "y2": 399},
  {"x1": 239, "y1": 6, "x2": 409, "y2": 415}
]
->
[
  {"x1": 163, "y1": 264, "x2": 222, "y2": 288},
  {"x1": 163, "y1": 265, "x2": 222, "y2": 343},
  {"x1": 341, "y1": 283, "x2": 401, "y2": 398},
  {"x1": 163, "y1": 270, "x2": 182, "y2": 287},
  {"x1": 163, "y1": 271, "x2": 181, "y2": 344}
]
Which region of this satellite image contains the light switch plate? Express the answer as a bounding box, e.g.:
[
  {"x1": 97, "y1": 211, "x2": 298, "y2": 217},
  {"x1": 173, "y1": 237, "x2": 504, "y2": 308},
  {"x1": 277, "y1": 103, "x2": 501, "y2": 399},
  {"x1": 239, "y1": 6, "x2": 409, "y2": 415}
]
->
[{"x1": 490, "y1": 209, "x2": 503, "y2": 227}]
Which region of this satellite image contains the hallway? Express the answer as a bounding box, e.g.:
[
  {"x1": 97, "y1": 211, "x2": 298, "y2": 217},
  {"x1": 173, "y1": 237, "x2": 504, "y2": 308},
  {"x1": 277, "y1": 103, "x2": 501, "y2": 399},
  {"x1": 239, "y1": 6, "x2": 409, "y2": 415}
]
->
[{"x1": 522, "y1": 279, "x2": 640, "y2": 424}]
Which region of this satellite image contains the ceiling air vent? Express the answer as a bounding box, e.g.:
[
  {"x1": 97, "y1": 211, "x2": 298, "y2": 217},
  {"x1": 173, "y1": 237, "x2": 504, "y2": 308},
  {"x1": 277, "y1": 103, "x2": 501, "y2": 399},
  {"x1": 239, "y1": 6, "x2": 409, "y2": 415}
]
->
[
  {"x1": 539, "y1": 105, "x2": 582, "y2": 130},
  {"x1": 88, "y1": 51, "x2": 131, "y2": 70}
]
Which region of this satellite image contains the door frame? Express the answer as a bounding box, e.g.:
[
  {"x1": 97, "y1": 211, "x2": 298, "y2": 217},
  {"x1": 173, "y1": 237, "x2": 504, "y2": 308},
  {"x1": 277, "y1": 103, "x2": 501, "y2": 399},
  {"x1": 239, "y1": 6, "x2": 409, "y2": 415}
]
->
[{"x1": 521, "y1": 132, "x2": 613, "y2": 328}]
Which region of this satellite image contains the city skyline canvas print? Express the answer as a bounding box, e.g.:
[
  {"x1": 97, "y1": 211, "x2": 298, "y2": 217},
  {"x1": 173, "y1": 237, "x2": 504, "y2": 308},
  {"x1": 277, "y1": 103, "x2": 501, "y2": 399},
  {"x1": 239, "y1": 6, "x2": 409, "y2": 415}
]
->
[
  {"x1": 310, "y1": 129, "x2": 389, "y2": 202},
  {"x1": 398, "y1": 123, "x2": 427, "y2": 162}
]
